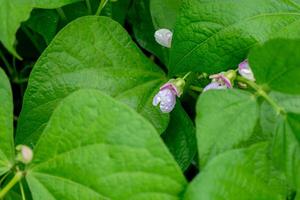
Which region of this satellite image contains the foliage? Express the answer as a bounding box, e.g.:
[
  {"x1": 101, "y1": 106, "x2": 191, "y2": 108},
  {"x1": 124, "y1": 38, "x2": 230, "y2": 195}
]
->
[{"x1": 0, "y1": 0, "x2": 299, "y2": 199}]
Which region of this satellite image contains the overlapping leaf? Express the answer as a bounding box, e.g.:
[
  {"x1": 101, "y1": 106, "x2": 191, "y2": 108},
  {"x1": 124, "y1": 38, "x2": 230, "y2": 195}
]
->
[
  {"x1": 196, "y1": 89, "x2": 258, "y2": 167},
  {"x1": 0, "y1": 68, "x2": 14, "y2": 176},
  {"x1": 169, "y1": 0, "x2": 300, "y2": 75},
  {"x1": 16, "y1": 16, "x2": 169, "y2": 146},
  {"x1": 162, "y1": 103, "x2": 196, "y2": 171},
  {"x1": 249, "y1": 39, "x2": 300, "y2": 94},
  {"x1": 184, "y1": 143, "x2": 287, "y2": 200},
  {"x1": 0, "y1": 0, "x2": 80, "y2": 58},
  {"x1": 26, "y1": 89, "x2": 186, "y2": 200}
]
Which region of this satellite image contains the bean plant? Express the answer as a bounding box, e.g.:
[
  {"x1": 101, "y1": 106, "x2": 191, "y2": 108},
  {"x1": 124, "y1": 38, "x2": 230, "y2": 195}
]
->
[{"x1": 0, "y1": 0, "x2": 299, "y2": 199}]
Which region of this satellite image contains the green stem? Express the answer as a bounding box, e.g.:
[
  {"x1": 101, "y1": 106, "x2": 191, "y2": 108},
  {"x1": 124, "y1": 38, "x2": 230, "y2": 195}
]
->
[
  {"x1": 236, "y1": 76, "x2": 285, "y2": 115},
  {"x1": 85, "y1": 0, "x2": 92, "y2": 14},
  {"x1": 0, "y1": 173, "x2": 10, "y2": 186},
  {"x1": 190, "y1": 85, "x2": 203, "y2": 93},
  {"x1": 56, "y1": 8, "x2": 67, "y2": 22},
  {"x1": 19, "y1": 181, "x2": 26, "y2": 200},
  {"x1": 0, "y1": 171, "x2": 23, "y2": 199},
  {"x1": 95, "y1": 0, "x2": 108, "y2": 16},
  {"x1": 182, "y1": 71, "x2": 191, "y2": 80},
  {"x1": 21, "y1": 26, "x2": 43, "y2": 53},
  {"x1": 0, "y1": 49, "x2": 13, "y2": 76}
]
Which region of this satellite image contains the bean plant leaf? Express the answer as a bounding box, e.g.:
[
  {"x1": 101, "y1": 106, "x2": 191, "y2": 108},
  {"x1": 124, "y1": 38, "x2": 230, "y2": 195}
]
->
[
  {"x1": 16, "y1": 16, "x2": 169, "y2": 147},
  {"x1": 0, "y1": 0, "x2": 33, "y2": 58},
  {"x1": 249, "y1": 39, "x2": 300, "y2": 95},
  {"x1": 260, "y1": 91, "x2": 300, "y2": 136},
  {"x1": 150, "y1": 0, "x2": 181, "y2": 29},
  {"x1": 162, "y1": 102, "x2": 196, "y2": 171},
  {"x1": 196, "y1": 89, "x2": 258, "y2": 167},
  {"x1": 272, "y1": 114, "x2": 300, "y2": 191},
  {"x1": 26, "y1": 89, "x2": 187, "y2": 200},
  {"x1": 169, "y1": 0, "x2": 300, "y2": 75},
  {"x1": 0, "y1": 0, "x2": 80, "y2": 58},
  {"x1": 184, "y1": 143, "x2": 288, "y2": 200},
  {"x1": 0, "y1": 68, "x2": 14, "y2": 175}
]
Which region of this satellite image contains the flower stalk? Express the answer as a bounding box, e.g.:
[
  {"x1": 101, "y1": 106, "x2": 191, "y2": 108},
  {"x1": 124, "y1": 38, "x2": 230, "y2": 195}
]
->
[
  {"x1": 0, "y1": 171, "x2": 23, "y2": 199},
  {"x1": 236, "y1": 76, "x2": 285, "y2": 115}
]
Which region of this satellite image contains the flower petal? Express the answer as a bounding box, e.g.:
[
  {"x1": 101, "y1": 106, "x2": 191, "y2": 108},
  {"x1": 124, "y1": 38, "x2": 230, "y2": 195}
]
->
[
  {"x1": 203, "y1": 82, "x2": 227, "y2": 92},
  {"x1": 154, "y1": 29, "x2": 173, "y2": 48}
]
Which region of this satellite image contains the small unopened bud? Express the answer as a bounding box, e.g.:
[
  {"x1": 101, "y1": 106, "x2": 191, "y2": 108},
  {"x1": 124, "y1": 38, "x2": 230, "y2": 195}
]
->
[
  {"x1": 16, "y1": 145, "x2": 33, "y2": 164},
  {"x1": 154, "y1": 29, "x2": 173, "y2": 48}
]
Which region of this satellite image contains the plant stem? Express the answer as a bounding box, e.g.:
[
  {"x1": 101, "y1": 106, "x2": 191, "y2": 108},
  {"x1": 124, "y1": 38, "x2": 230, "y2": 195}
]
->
[
  {"x1": 182, "y1": 71, "x2": 191, "y2": 80},
  {"x1": 19, "y1": 181, "x2": 26, "y2": 200},
  {"x1": 0, "y1": 49, "x2": 13, "y2": 76},
  {"x1": 190, "y1": 85, "x2": 203, "y2": 93},
  {"x1": 0, "y1": 171, "x2": 23, "y2": 199},
  {"x1": 96, "y1": 0, "x2": 108, "y2": 16},
  {"x1": 21, "y1": 26, "x2": 43, "y2": 53},
  {"x1": 0, "y1": 173, "x2": 10, "y2": 186},
  {"x1": 236, "y1": 76, "x2": 285, "y2": 115},
  {"x1": 85, "y1": 0, "x2": 92, "y2": 14},
  {"x1": 56, "y1": 8, "x2": 67, "y2": 22}
]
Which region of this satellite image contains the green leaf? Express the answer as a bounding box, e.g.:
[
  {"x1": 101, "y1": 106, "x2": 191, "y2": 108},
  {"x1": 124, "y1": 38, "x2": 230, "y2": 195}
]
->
[
  {"x1": 196, "y1": 89, "x2": 258, "y2": 167},
  {"x1": 128, "y1": 0, "x2": 168, "y2": 64},
  {"x1": 16, "y1": 16, "x2": 168, "y2": 147},
  {"x1": 150, "y1": 0, "x2": 181, "y2": 29},
  {"x1": 169, "y1": 0, "x2": 300, "y2": 75},
  {"x1": 184, "y1": 143, "x2": 287, "y2": 200},
  {"x1": 0, "y1": 0, "x2": 80, "y2": 58},
  {"x1": 162, "y1": 102, "x2": 196, "y2": 171},
  {"x1": 0, "y1": 0, "x2": 33, "y2": 58},
  {"x1": 0, "y1": 68, "x2": 14, "y2": 176},
  {"x1": 26, "y1": 89, "x2": 186, "y2": 200},
  {"x1": 272, "y1": 114, "x2": 300, "y2": 191},
  {"x1": 25, "y1": 9, "x2": 59, "y2": 45},
  {"x1": 111, "y1": 0, "x2": 132, "y2": 25},
  {"x1": 249, "y1": 39, "x2": 300, "y2": 94}
]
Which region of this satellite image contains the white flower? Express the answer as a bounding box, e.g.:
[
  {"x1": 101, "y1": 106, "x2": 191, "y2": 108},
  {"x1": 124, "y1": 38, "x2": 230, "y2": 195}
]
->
[
  {"x1": 203, "y1": 72, "x2": 233, "y2": 92},
  {"x1": 153, "y1": 78, "x2": 185, "y2": 113},
  {"x1": 238, "y1": 60, "x2": 255, "y2": 81},
  {"x1": 154, "y1": 29, "x2": 173, "y2": 48}
]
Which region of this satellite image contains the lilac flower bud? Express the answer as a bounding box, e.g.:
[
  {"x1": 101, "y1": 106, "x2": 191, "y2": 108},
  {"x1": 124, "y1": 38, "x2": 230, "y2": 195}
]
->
[
  {"x1": 238, "y1": 60, "x2": 255, "y2": 81},
  {"x1": 204, "y1": 71, "x2": 234, "y2": 92},
  {"x1": 153, "y1": 78, "x2": 185, "y2": 113},
  {"x1": 154, "y1": 29, "x2": 173, "y2": 48},
  {"x1": 16, "y1": 145, "x2": 33, "y2": 164}
]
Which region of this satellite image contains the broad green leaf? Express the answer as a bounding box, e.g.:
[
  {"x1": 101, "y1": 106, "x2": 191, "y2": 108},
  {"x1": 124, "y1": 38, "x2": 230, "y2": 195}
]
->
[
  {"x1": 272, "y1": 114, "x2": 300, "y2": 191},
  {"x1": 0, "y1": 68, "x2": 14, "y2": 175},
  {"x1": 169, "y1": 0, "x2": 300, "y2": 75},
  {"x1": 196, "y1": 89, "x2": 258, "y2": 167},
  {"x1": 249, "y1": 39, "x2": 300, "y2": 94},
  {"x1": 260, "y1": 91, "x2": 300, "y2": 136},
  {"x1": 184, "y1": 143, "x2": 287, "y2": 200},
  {"x1": 162, "y1": 102, "x2": 196, "y2": 171},
  {"x1": 26, "y1": 89, "x2": 186, "y2": 200},
  {"x1": 16, "y1": 16, "x2": 168, "y2": 146},
  {"x1": 150, "y1": 0, "x2": 181, "y2": 29},
  {"x1": 25, "y1": 9, "x2": 59, "y2": 45},
  {"x1": 128, "y1": 0, "x2": 168, "y2": 64},
  {"x1": 0, "y1": 0, "x2": 80, "y2": 58},
  {"x1": 0, "y1": 0, "x2": 33, "y2": 58}
]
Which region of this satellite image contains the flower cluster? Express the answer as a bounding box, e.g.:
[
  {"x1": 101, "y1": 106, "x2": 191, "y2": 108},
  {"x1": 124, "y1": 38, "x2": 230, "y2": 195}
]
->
[{"x1": 153, "y1": 29, "x2": 256, "y2": 113}]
